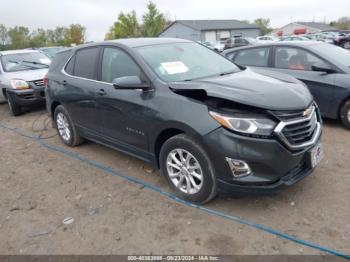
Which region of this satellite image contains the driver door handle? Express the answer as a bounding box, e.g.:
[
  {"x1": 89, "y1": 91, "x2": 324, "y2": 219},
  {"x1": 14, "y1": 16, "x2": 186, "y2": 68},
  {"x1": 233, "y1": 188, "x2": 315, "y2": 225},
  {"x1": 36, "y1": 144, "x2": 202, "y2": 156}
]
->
[{"x1": 96, "y1": 89, "x2": 107, "y2": 96}]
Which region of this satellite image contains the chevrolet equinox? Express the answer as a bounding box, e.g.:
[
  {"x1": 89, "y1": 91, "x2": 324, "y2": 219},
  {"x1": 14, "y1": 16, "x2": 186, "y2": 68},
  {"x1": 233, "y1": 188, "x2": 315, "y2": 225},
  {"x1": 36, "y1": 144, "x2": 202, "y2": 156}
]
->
[{"x1": 46, "y1": 38, "x2": 323, "y2": 203}]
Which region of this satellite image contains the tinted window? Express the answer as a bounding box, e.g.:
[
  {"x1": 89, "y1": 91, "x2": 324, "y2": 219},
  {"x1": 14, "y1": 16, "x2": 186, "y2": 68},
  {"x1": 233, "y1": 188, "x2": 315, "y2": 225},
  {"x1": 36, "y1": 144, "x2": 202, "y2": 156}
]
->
[
  {"x1": 65, "y1": 55, "x2": 75, "y2": 75},
  {"x1": 234, "y1": 47, "x2": 270, "y2": 67},
  {"x1": 101, "y1": 47, "x2": 141, "y2": 83},
  {"x1": 275, "y1": 47, "x2": 324, "y2": 71},
  {"x1": 73, "y1": 47, "x2": 99, "y2": 79}
]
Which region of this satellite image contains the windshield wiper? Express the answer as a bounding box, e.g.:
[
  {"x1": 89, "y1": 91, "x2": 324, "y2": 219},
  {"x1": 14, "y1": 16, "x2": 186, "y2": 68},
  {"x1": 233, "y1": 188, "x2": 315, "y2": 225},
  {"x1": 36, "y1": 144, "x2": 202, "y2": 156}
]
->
[
  {"x1": 22, "y1": 60, "x2": 49, "y2": 68},
  {"x1": 8, "y1": 60, "x2": 37, "y2": 69},
  {"x1": 219, "y1": 71, "x2": 236, "y2": 76}
]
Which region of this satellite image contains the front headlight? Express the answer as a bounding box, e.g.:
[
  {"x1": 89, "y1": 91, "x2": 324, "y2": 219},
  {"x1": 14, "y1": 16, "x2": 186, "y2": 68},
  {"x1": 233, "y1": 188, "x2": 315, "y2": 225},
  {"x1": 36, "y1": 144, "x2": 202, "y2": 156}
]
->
[
  {"x1": 10, "y1": 79, "x2": 29, "y2": 90},
  {"x1": 209, "y1": 111, "x2": 276, "y2": 136}
]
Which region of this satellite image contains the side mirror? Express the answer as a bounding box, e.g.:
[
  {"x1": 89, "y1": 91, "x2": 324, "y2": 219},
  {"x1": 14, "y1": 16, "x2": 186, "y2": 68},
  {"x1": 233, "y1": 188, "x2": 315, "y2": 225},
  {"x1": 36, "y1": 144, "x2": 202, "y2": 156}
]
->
[
  {"x1": 311, "y1": 62, "x2": 336, "y2": 74},
  {"x1": 112, "y1": 76, "x2": 150, "y2": 90}
]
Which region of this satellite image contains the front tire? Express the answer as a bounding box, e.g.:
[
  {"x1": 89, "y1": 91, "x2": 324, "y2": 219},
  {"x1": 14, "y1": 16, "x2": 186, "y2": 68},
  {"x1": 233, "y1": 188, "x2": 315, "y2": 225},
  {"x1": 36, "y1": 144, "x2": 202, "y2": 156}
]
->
[
  {"x1": 341, "y1": 41, "x2": 350, "y2": 50},
  {"x1": 340, "y1": 100, "x2": 350, "y2": 129},
  {"x1": 7, "y1": 94, "x2": 21, "y2": 116},
  {"x1": 54, "y1": 105, "x2": 84, "y2": 146},
  {"x1": 159, "y1": 134, "x2": 217, "y2": 204}
]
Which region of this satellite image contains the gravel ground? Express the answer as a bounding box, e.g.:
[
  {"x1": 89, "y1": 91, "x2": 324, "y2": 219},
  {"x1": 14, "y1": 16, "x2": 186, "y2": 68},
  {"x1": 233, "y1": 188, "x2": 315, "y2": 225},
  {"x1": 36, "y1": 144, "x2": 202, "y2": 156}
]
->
[{"x1": 0, "y1": 104, "x2": 349, "y2": 255}]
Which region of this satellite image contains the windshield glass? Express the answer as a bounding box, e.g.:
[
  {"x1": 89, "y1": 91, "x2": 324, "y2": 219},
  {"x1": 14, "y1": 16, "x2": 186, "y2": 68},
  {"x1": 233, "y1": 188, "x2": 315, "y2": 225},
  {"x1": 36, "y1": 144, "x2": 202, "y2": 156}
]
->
[
  {"x1": 1, "y1": 52, "x2": 51, "y2": 72},
  {"x1": 309, "y1": 44, "x2": 350, "y2": 68},
  {"x1": 136, "y1": 42, "x2": 239, "y2": 82}
]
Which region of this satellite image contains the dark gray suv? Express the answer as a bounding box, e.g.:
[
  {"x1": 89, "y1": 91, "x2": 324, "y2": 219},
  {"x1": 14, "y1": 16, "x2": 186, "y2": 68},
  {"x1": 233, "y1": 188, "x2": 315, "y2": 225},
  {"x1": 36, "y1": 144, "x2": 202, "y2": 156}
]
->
[{"x1": 46, "y1": 38, "x2": 323, "y2": 203}]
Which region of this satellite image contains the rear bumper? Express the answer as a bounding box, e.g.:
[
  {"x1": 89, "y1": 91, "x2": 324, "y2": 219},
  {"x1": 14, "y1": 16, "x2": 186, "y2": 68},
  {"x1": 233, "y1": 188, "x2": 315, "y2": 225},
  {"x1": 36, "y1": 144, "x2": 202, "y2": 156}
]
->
[{"x1": 7, "y1": 87, "x2": 45, "y2": 106}]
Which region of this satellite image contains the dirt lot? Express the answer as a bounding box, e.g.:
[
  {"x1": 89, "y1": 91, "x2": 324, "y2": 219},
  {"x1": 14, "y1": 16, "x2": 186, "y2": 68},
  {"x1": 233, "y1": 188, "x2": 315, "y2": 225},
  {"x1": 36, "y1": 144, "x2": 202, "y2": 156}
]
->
[{"x1": 0, "y1": 103, "x2": 349, "y2": 256}]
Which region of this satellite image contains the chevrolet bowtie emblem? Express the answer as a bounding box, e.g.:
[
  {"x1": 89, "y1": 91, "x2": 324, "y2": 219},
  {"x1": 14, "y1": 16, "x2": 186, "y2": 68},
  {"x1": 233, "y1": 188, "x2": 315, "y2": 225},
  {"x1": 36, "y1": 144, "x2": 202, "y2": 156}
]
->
[{"x1": 303, "y1": 107, "x2": 313, "y2": 117}]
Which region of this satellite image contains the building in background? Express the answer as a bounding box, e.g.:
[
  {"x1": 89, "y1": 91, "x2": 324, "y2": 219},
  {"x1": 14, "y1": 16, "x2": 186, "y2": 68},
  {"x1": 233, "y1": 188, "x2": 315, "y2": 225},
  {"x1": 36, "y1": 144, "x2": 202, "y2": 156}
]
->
[
  {"x1": 159, "y1": 20, "x2": 261, "y2": 43},
  {"x1": 272, "y1": 22, "x2": 336, "y2": 36}
]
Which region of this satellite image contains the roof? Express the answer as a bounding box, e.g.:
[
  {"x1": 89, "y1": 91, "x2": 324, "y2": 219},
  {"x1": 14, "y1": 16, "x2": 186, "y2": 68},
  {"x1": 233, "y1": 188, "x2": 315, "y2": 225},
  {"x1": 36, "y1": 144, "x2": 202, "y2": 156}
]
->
[
  {"x1": 0, "y1": 49, "x2": 41, "y2": 56},
  {"x1": 104, "y1": 37, "x2": 191, "y2": 48},
  {"x1": 295, "y1": 22, "x2": 336, "y2": 31},
  {"x1": 222, "y1": 40, "x2": 325, "y2": 54},
  {"x1": 163, "y1": 19, "x2": 260, "y2": 32}
]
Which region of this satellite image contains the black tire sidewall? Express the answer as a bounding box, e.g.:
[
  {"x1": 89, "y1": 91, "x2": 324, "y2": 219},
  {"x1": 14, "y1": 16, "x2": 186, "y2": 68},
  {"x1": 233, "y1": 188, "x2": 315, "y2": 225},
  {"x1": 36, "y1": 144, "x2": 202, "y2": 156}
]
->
[
  {"x1": 159, "y1": 134, "x2": 217, "y2": 204},
  {"x1": 54, "y1": 105, "x2": 75, "y2": 146},
  {"x1": 7, "y1": 94, "x2": 21, "y2": 116},
  {"x1": 340, "y1": 100, "x2": 350, "y2": 129}
]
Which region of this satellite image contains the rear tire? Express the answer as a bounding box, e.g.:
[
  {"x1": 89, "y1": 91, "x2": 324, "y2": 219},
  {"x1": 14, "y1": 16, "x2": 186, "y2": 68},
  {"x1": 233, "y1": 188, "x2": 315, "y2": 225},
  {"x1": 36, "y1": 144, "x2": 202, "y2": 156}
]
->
[
  {"x1": 54, "y1": 105, "x2": 84, "y2": 146},
  {"x1": 159, "y1": 134, "x2": 217, "y2": 204},
  {"x1": 7, "y1": 94, "x2": 21, "y2": 116},
  {"x1": 340, "y1": 100, "x2": 350, "y2": 129}
]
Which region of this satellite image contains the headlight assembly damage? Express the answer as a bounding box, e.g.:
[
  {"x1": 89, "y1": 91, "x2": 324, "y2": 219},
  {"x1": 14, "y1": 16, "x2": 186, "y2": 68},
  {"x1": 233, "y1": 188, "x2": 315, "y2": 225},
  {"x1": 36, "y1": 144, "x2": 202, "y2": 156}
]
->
[{"x1": 209, "y1": 111, "x2": 276, "y2": 136}]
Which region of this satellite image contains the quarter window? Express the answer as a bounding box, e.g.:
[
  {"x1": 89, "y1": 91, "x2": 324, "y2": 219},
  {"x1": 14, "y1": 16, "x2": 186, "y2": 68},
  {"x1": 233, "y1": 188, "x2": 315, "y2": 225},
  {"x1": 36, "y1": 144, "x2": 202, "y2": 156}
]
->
[
  {"x1": 234, "y1": 47, "x2": 270, "y2": 67},
  {"x1": 101, "y1": 47, "x2": 141, "y2": 83},
  {"x1": 275, "y1": 47, "x2": 325, "y2": 71},
  {"x1": 73, "y1": 47, "x2": 99, "y2": 79},
  {"x1": 65, "y1": 55, "x2": 75, "y2": 75}
]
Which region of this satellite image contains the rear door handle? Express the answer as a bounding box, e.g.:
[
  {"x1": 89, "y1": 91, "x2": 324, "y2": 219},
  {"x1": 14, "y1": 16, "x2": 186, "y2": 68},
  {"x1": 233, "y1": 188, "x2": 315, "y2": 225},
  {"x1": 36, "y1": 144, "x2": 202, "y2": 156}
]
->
[{"x1": 96, "y1": 89, "x2": 107, "y2": 96}]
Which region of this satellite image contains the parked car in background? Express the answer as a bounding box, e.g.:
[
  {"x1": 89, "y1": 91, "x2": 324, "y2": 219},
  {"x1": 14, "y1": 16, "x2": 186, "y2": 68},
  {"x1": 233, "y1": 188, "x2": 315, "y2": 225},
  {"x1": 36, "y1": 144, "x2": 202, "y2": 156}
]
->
[
  {"x1": 46, "y1": 38, "x2": 322, "y2": 203},
  {"x1": 212, "y1": 41, "x2": 225, "y2": 52},
  {"x1": 280, "y1": 35, "x2": 310, "y2": 41},
  {"x1": 198, "y1": 41, "x2": 222, "y2": 52},
  {"x1": 224, "y1": 37, "x2": 256, "y2": 50},
  {"x1": 256, "y1": 35, "x2": 279, "y2": 43},
  {"x1": 309, "y1": 33, "x2": 335, "y2": 44},
  {"x1": 333, "y1": 35, "x2": 350, "y2": 49},
  {"x1": 223, "y1": 41, "x2": 350, "y2": 128},
  {"x1": 39, "y1": 46, "x2": 66, "y2": 58},
  {"x1": 0, "y1": 49, "x2": 50, "y2": 115}
]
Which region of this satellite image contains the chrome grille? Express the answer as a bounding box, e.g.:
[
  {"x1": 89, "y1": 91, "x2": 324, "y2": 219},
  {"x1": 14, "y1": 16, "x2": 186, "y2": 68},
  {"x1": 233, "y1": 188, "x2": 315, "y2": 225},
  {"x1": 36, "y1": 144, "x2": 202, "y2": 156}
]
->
[
  {"x1": 32, "y1": 79, "x2": 45, "y2": 87},
  {"x1": 273, "y1": 105, "x2": 321, "y2": 150},
  {"x1": 282, "y1": 112, "x2": 317, "y2": 144}
]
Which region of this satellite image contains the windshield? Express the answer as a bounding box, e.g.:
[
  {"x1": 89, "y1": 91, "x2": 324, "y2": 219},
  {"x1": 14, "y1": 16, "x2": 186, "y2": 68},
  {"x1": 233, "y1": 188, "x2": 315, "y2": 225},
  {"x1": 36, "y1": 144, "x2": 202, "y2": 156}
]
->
[
  {"x1": 309, "y1": 44, "x2": 350, "y2": 68},
  {"x1": 136, "y1": 42, "x2": 240, "y2": 82},
  {"x1": 1, "y1": 52, "x2": 51, "y2": 72}
]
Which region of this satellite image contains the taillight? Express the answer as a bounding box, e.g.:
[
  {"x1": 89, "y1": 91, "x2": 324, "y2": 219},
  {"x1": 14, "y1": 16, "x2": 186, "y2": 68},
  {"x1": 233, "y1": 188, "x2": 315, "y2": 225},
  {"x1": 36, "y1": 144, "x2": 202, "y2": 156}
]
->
[{"x1": 43, "y1": 74, "x2": 48, "y2": 87}]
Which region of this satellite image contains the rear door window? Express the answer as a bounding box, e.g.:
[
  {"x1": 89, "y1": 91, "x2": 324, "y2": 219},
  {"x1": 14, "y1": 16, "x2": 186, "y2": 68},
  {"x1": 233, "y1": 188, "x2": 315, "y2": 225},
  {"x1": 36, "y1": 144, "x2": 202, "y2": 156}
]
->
[
  {"x1": 73, "y1": 47, "x2": 99, "y2": 79},
  {"x1": 234, "y1": 47, "x2": 270, "y2": 67}
]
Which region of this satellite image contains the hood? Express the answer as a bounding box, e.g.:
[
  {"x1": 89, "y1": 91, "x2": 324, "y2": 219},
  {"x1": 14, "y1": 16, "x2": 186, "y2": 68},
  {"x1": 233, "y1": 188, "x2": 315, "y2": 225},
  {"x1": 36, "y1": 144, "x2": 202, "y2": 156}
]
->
[
  {"x1": 170, "y1": 68, "x2": 312, "y2": 111},
  {"x1": 4, "y1": 68, "x2": 48, "y2": 82}
]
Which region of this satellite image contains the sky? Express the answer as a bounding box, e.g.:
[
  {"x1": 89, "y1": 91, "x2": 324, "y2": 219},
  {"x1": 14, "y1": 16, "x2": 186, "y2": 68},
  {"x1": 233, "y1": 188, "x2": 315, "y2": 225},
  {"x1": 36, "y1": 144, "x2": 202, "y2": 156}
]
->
[{"x1": 0, "y1": 0, "x2": 349, "y2": 41}]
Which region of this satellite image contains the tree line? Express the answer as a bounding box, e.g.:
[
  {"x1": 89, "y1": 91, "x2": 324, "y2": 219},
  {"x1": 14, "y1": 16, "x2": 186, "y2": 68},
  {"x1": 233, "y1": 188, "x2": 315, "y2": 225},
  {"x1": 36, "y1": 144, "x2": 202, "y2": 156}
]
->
[
  {"x1": 1, "y1": 0, "x2": 348, "y2": 51},
  {"x1": 0, "y1": 24, "x2": 86, "y2": 51},
  {"x1": 105, "y1": 1, "x2": 168, "y2": 40}
]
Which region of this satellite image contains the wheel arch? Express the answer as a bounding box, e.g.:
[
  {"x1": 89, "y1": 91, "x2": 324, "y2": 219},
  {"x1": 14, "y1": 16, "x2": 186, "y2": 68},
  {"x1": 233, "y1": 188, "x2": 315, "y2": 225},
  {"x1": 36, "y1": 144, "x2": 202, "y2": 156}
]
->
[
  {"x1": 338, "y1": 94, "x2": 350, "y2": 119},
  {"x1": 51, "y1": 101, "x2": 61, "y2": 119},
  {"x1": 153, "y1": 123, "x2": 205, "y2": 167}
]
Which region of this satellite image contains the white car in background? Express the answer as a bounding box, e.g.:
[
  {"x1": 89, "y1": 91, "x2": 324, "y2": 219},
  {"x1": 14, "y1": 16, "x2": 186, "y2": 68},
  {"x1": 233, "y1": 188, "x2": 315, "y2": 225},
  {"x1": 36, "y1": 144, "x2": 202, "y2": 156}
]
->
[
  {"x1": 256, "y1": 35, "x2": 279, "y2": 43},
  {"x1": 0, "y1": 49, "x2": 51, "y2": 115}
]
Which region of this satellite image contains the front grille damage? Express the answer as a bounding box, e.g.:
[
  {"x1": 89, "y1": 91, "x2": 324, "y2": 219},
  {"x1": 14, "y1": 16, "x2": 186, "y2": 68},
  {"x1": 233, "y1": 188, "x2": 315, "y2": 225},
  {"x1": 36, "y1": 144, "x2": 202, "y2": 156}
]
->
[{"x1": 272, "y1": 104, "x2": 321, "y2": 150}]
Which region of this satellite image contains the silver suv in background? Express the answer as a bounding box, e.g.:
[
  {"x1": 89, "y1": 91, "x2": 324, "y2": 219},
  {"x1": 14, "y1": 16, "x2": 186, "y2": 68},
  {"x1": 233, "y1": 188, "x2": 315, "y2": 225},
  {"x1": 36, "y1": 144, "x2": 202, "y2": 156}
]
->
[{"x1": 0, "y1": 50, "x2": 50, "y2": 115}]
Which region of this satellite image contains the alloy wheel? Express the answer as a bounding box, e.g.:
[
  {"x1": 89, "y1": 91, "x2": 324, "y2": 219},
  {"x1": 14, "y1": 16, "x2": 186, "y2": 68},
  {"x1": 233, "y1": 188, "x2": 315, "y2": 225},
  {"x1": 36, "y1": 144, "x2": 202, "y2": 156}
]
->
[
  {"x1": 56, "y1": 112, "x2": 71, "y2": 142},
  {"x1": 166, "y1": 148, "x2": 203, "y2": 194}
]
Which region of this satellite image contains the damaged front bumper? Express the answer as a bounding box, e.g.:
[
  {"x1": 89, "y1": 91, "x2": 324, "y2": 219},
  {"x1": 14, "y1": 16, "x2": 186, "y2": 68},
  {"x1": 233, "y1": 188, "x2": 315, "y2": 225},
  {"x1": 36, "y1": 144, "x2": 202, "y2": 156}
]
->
[{"x1": 202, "y1": 127, "x2": 321, "y2": 195}]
